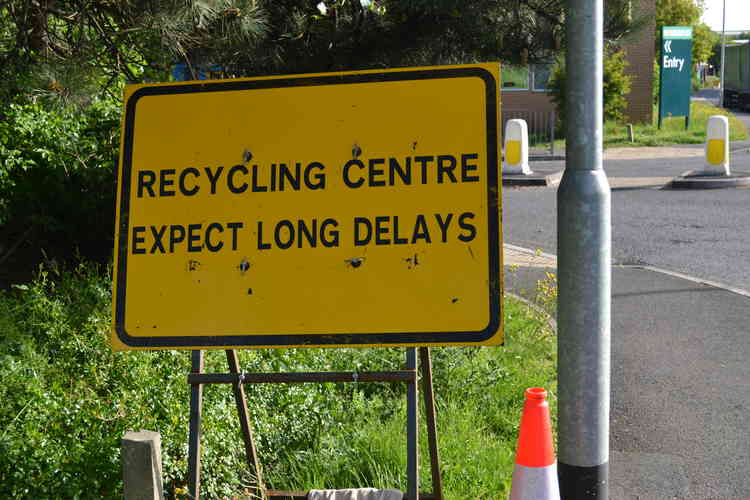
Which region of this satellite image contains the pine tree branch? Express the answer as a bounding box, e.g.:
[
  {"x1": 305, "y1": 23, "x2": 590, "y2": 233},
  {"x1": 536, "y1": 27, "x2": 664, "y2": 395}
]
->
[{"x1": 87, "y1": 10, "x2": 138, "y2": 82}]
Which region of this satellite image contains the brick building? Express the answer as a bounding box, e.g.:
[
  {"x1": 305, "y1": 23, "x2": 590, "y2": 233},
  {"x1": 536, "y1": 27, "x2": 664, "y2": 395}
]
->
[{"x1": 501, "y1": 0, "x2": 656, "y2": 125}]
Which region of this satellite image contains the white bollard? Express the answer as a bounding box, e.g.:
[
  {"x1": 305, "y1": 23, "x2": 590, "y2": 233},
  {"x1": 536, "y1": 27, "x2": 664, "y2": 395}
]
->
[
  {"x1": 503, "y1": 119, "x2": 532, "y2": 175},
  {"x1": 703, "y1": 115, "x2": 730, "y2": 176}
]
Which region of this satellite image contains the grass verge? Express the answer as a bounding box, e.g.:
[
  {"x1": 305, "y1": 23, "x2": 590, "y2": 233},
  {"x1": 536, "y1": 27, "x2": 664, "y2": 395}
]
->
[
  {"x1": 0, "y1": 263, "x2": 556, "y2": 499},
  {"x1": 529, "y1": 101, "x2": 748, "y2": 151},
  {"x1": 604, "y1": 101, "x2": 748, "y2": 147}
]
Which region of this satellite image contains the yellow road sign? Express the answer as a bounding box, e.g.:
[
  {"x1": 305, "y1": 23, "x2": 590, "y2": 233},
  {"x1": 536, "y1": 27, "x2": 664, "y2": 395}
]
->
[{"x1": 112, "y1": 64, "x2": 503, "y2": 350}]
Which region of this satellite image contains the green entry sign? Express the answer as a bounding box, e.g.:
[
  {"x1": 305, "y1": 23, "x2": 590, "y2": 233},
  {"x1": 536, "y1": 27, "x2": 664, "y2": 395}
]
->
[{"x1": 659, "y1": 26, "x2": 693, "y2": 129}]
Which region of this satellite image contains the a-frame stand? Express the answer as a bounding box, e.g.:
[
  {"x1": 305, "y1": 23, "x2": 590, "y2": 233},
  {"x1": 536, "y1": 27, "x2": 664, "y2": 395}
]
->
[{"x1": 186, "y1": 347, "x2": 443, "y2": 500}]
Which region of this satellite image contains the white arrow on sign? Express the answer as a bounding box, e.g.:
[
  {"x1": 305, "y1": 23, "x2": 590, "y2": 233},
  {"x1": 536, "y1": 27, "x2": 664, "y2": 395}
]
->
[{"x1": 664, "y1": 40, "x2": 672, "y2": 53}]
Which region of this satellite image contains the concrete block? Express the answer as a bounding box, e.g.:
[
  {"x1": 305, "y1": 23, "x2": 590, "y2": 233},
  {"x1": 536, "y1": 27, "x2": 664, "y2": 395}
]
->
[{"x1": 122, "y1": 430, "x2": 164, "y2": 500}]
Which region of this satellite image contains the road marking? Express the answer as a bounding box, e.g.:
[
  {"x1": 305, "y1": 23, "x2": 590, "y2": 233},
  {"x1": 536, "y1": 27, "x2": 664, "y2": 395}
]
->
[
  {"x1": 620, "y1": 265, "x2": 750, "y2": 298},
  {"x1": 504, "y1": 244, "x2": 556, "y2": 268},
  {"x1": 504, "y1": 244, "x2": 750, "y2": 298}
]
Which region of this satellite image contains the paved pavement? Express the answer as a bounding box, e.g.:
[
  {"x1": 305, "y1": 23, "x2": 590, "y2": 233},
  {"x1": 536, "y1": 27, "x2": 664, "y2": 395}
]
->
[
  {"x1": 692, "y1": 88, "x2": 720, "y2": 107},
  {"x1": 503, "y1": 142, "x2": 750, "y2": 499},
  {"x1": 503, "y1": 259, "x2": 750, "y2": 499}
]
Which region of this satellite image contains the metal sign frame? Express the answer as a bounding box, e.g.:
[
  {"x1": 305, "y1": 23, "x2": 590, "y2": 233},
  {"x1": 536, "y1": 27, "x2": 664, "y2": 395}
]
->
[{"x1": 186, "y1": 347, "x2": 443, "y2": 500}]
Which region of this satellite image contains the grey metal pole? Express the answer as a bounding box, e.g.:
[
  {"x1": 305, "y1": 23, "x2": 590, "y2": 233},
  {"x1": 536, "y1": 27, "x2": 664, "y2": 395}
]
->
[
  {"x1": 558, "y1": 0, "x2": 611, "y2": 498},
  {"x1": 719, "y1": 0, "x2": 726, "y2": 108}
]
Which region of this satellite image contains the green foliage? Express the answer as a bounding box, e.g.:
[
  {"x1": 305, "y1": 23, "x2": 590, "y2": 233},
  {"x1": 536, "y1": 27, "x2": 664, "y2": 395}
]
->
[
  {"x1": 602, "y1": 49, "x2": 633, "y2": 122},
  {"x1": 0, "y1": 263, "x2": 556, "y2": 498},
  {"x1": 0, "y1": 99, "x2": 119, "y2": 267},
  {"x1": 656, "y1": 0, "x2": 703, "y2": 26},
  {"x1": 547, "y1": 59, "x2": 566, "y2": 129},
  {"x1": 0, "y1": 265, "x2": 192, "y2": 497},
  {"x1": 0, "y1": 0, "x2": 649, "y2": 106},
  {"x1": 548, "y1": 47, "x2": 633, "y2": 132},
  {"x1": 691, "y1": 23, "x2": 718, "y2": 65},
  {"x1": 0, "y1": 0, "x2": 650, "y2": 277}
]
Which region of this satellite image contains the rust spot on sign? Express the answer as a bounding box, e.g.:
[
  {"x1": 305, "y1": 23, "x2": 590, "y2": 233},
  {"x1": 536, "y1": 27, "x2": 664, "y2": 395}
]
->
[
  {"x1": 405, "y1": 254, "x2": 420, "y2": 269},
  {"x1": 345, "y1": 257, "x2": 364, "y2": 269},
  {"x1": 239, "y1": 259, "x2": 250, "y2": 273}
]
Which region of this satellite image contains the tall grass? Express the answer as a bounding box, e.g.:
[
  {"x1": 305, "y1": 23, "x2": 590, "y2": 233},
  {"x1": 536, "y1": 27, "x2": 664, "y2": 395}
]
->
[
  {"x1": 268, "y1": 299, "x2": 557, "y2": 498},
  {"x1": 0, "y1": 264, "x2": 556, "y2": 499}
]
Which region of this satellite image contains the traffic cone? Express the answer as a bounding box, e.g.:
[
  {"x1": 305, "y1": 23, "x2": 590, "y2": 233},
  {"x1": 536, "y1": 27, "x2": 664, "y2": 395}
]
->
[{"x1": 509, "y1": 388, "x2": 560, "y2": 500}]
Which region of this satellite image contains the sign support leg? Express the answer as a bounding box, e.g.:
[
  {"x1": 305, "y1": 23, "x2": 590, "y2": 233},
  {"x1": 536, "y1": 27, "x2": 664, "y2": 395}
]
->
[
  {"x1": 185, "y1": 352, "x2": 443, "y2": 499},
  {"x1": 188, "y1": 350, "x2": 205, "y2": 500},
  {"x1": 226, "y1": 350, "x2": 265, "y2": 499},
  {"x1": 406, "y1": 348, "x2": 419, "y2": 500},
  {"x1": 419, "y1": 347, "x2": 443, "y2": 500}
]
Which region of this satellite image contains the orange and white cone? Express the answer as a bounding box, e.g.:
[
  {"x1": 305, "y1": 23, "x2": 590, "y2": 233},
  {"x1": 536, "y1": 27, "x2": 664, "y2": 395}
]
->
[{"x1": 509, "y1": 388, "x2": 560, "y2": 500}]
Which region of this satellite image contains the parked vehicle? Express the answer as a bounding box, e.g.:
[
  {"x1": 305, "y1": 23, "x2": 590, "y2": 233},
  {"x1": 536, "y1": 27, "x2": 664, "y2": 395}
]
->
[{"x1": 723, "y1": 40, "x2": 750, "y2": 110}]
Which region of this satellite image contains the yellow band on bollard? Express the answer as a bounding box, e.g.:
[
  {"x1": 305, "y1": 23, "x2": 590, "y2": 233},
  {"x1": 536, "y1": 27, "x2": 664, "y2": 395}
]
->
[
  {"x1": 707, "y1": 139, "x2": 725, "y2": 165},
  {"x1": 506, "y1": 140, "x2": 521, "y2": 165}
]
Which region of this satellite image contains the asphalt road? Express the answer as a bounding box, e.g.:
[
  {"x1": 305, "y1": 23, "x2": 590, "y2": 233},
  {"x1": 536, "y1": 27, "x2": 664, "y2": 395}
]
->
[
  {"x1": 504, "y1": 151, "x2": 750, "y2": 498},
  {"x1": 692, "y1": 88, "x2": 720, "y2": 106},
  {"x1": 504, "y1": 153, "x2": 750, "y2": 291}
]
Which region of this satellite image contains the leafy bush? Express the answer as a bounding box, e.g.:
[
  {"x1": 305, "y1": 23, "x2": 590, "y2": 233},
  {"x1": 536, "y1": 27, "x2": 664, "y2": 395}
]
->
[
  {"x1": 0, "y1": 99, "x2": 119, "y2": 269},
  {"x1": 0, "y1": 264, "x2": 197, "y2": 498},
  {"x1": 602, "y1": 49, "x2": 632, "y2": 122},
  {"x1": 548, "y1": 46, "x2": 634, "y2": 131}
]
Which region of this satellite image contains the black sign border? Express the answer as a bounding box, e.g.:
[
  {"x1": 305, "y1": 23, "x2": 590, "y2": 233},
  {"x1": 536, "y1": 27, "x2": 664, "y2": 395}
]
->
[{"x1": 115, "y1": 66, "x2": 502, "y2": 348}]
